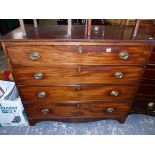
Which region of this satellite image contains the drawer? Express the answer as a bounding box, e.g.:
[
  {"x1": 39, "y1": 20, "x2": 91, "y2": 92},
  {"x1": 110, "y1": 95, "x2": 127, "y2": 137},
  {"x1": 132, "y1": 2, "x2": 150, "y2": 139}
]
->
[
  {"x1": 18, "y1": 85, "x2": 137, "y2": 102},
  {"x1": 132, "y1": 98, "x2": 155, "y2": 111},
  {"x1": 6, "y1": 45, "x2": 150, "y2": 66},
  {"x1": 24, "y1": 101, "x2": 130, "y2": 118},
  {"x1": 13, "y1": 65, "x2": 143, "y2": 85},
  {"x1": 136, "y1": 84, "x2": 155, "y2": 99}
]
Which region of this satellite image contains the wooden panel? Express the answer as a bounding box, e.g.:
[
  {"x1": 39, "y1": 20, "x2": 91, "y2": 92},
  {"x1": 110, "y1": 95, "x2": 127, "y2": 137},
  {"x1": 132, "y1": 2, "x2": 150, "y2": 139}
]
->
[
  {"x1": 137, "y1": 84, "x2": 155, "y2": 97},
  {"x1": 149, "y1": 52, "x2": 155, "y2": 64},
  {"x1": 6, "y1": 45, "x2": 149, "y2": 66},
  {"x1": 142, "y1": 66, "x2": 155, "y2": 81},
  {"x1": 24, "y1": 101, "x2": 130, "y2": 118},
  {"x1": 18, "y1": 85, "x2": 137, "y2": 102},
  {"x1": 141, "y1": 65, "x2": 155, "y2": 84},
  {"x1": 13, "y1": 65, "x2": 143, "y2": 85},
  {"x1": 132, "y1": 98, "x2": 155, "y2": 110},
  {"x1": 0, "y1": 25, "x2": 154, "y2": 41},
  {"x1": 3, "y1": 41, "x2": 150, "y2": 46}
]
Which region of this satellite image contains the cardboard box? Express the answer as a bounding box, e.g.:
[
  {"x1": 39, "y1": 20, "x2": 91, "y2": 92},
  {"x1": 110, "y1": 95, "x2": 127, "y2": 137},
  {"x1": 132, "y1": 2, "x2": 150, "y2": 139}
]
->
[{"x1": 0, "y1": 80, "x2": 29, "y2": 126}]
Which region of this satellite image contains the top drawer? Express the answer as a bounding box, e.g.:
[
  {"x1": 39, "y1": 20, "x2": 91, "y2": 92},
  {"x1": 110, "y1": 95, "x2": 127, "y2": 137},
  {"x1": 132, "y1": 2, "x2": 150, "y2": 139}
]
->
[{"x1": 6, "y1": 45, "x2": 150, "y2": 66}]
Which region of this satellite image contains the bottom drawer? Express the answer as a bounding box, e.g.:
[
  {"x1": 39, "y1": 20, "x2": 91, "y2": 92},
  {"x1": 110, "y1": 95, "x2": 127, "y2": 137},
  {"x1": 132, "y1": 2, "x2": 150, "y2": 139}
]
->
[{"x1": 24, "y1": 101, "x2": 131, "y2": 118}]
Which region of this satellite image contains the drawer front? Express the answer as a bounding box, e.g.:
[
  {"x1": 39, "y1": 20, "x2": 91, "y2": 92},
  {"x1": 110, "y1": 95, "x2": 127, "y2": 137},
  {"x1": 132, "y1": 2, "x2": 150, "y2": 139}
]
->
[
  {"x1": 132, "y1": 98, "x2": 155, "y2": 111},
  {"x1": 13, "y1": 66, "x2": 143, "y2": 85},
  {"x1": 6, "y1": 45, "x2": 149, "y2": 66},
  {"x1": 18, "y1": 85, "x2": 137, "y2": 102},
  {"x1": 24, "y1": 101, "x2": 130, "y2": 118},
  {"x1": 136, "y1": 84, "x2": 155, "y2": 98}
]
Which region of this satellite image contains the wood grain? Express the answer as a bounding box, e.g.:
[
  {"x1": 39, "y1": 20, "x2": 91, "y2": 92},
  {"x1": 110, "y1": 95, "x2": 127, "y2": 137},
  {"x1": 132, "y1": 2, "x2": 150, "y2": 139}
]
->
[
  {"x1": 136, "y1": 84, "x2": 155, "y2": 99},
  {"x1": 3, "y1": 41, "x2": 150, "y2": 46},
  {"x1": 18, "y1": 85, "x2": 137, "y2": 102},
  {"x1": 24, "y1": 101, "x2": 130, "y2": 118},
  {"x1": 132, "y1": 43, "x2": 155, "y2": 115},
  {"x1": 149, "y1": 52, "x2": 155, "y2": 64},
  {"x1": 142, "y1": 66, "x2": 155, "y2": 80},
  {"x1": 13, "y1": 65, "x2": 143, "y2": 85},
  {"x1": 148, "y1": 45, "x2": 155, "y2": 64},
  {"x1": 6, "y1": 45, "x2": 150, "y2": 66}
]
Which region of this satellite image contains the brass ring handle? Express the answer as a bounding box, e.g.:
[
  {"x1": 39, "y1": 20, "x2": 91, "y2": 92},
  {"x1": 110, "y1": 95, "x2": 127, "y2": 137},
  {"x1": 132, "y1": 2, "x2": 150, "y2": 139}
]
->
[
  {"x1": 29, "y1": 51, "x2": 40, "y2": 61},
  {"x1": 110, "y1": 90, "x2": 119, "y2": 96},
  {"x1": 106, "y1": 108, "x2": 114, "y2": 113},
  {"x1": 77, "y1": 46, "x2": 83, "y2": 54},
  {"x1": 114, "y1": 72, "x2": 124, "y2": 79},
  {"x1": 41, "y1": 109, "x2": 50, "y2": 114},
  {"x1": 148, "y1": 102, "x2": 155, "y2": 109},
  {"x1": 34, "y1": 73, "x2": 44, "y2": 80},
  {"x1": 38, "y1": 92, "x2": 47, "y2": 98},
  {"x1": 119, "y1": 51, "x2": 129, "y2": 60}
]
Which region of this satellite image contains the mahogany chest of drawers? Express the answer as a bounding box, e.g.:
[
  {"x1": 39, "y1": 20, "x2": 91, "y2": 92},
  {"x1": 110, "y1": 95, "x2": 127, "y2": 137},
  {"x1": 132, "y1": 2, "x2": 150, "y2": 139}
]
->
[{"x1": 0, "y1": 25, "x2": 155, "y2": 125}]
